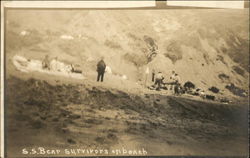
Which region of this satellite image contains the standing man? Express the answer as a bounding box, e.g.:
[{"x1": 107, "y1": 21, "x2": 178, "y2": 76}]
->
[
  {"x1": 96, "y1": 57, "x2": 106, "y2": 82},
  {"x1": 154, "y1": 71, "x2": 164, "y2": 91},
  {"x1": 152, "y1": 69, "x2": 155, "y2": 82},
  {"x1": 169, "y1": 71, "x2": 176, "y2": 90},
  {"x1": 174, "y1": 73, "x2": 181, "y2": 95}
]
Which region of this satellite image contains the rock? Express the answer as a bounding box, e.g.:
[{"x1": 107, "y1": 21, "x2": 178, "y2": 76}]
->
[
  {"x1": 205, "y1": 95, "x2": 215, "y2": 101},
  {"x1": 225, "y1": 83, "x2": 247, "y2": 97},
  {"x1": 208, "y1": 86, "x2": 220, "y2": 93},
  {"x1": 67, "y1": 138, "x2": 76, "y2": 144},
  {"x1": 184, "y1": 81, "x2": 195, "y2": 89}
]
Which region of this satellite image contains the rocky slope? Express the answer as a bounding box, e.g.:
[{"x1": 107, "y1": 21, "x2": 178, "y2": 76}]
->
[{"x1": 6, "y1": 9, "x2": 249, "y2": 97}]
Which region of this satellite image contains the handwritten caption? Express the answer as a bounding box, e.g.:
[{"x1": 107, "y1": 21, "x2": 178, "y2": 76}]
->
[{"x1": 22, "y1": 147, "x2": 147, "y2": 156}]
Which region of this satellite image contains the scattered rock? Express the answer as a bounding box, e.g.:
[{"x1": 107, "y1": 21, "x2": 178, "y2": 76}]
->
[
  {"x1": 220, "y1": 98, "x2": 230, "y2": 104},
  {"x1": 95, "y1": 136, "x2": 105, "y2": 144},
  {"x1": 218, "y1": 73, "x2": 230, "y2": 80},
  {"x1": 107, "y1": 133, "x2": 118, "y2": 141},
  {"x1": 208, "y1": 86, "x2": 220, "y2": 93},
  {"x1": 225, "y1": 83, "x2": 247, "y2": 97},
  {"x1": 205, "y1": 95, "x2": 215, "y2": 101},
  {"x1": 184, "y1": 81, "x2": 195, "y2": 89},
  {"x1": 232, "y1": 66, "x2": 245, "y2": 76},
  {"x1": 67, "y1": 138, "x2": 76, "y2": 144}
]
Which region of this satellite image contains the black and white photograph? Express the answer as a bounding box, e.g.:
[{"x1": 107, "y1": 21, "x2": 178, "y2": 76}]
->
[{"x1": 1, "y1": 1, "x2": 249, "y2": 157}]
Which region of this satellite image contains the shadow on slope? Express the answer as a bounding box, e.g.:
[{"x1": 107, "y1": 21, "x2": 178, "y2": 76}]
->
[{"x1": 6, "y1": 76, "x2": 248, "y2": 156}]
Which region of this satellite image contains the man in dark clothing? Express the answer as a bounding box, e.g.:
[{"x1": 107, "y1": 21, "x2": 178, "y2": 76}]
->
[
  {"x1": 97, "y1": 57, "x2": 106, "y2": 82},
  {"x1": 152, "y1": 69, "x2": 155, "y2": 82}
]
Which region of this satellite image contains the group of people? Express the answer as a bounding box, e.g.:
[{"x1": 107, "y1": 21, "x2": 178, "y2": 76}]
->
[
  {"x1": 151, "y1": 70, "x2": 182, "y2": 94},
  {"x1": 44, "y1": 55, "x2": 180, "y2": 94},
  {"x1": 95, "y1": 57, "x2": 182, "y2": 95}
]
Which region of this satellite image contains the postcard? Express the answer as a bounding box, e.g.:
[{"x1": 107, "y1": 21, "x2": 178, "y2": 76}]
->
[{"x1": 1, "y1": 1, "x2": 249, "y2": 157}]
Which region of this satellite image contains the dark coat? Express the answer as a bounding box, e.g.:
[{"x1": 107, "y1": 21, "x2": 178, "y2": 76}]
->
[{"x1": 97, "y1": 60, "x2": 106, "y2": 73}]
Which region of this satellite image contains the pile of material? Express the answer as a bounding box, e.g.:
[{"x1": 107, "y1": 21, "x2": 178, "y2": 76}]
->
[
  {"x1": 225, "y1": 83, "x2": 247, "y2": 97},
  {"x1": 12, "y1": 55, "x2": 84, "y2": 79}
]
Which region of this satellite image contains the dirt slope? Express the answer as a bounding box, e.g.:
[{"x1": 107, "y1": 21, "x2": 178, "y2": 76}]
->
[{"x1": 6, "y1": 76, "x2": 248, "y2": 157}]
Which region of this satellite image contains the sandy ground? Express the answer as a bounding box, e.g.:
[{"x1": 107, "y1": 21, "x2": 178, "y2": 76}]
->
[{"x1": 5, "y1": 68, "x2": 248, "y2": 157}]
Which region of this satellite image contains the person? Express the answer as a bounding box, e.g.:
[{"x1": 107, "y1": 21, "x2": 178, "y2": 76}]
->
[
  {"x1": 169, "y1": 71, "x2": 176, "y2": 90},
  {"x1": 154, "y1": 71, "x2": 164, "y2": 91},
  {"x1": 174, "y1": 73, "x2": 180, "y2": 84},
  {"x1": 96, "y1": 57, "x2": 106, "y2": 82},
  {"x1": 50, "y1": 57, "x2": 60, "y2": 72},
  {"x1": 174, "y1": 73, "x2": 181, "y2": 95},
  {"x1": 42, "y1": 55, "x2": 50, "y2": 70},
  {"x1": 152, "y1": 69, "x2": 155, "y2": 82}
]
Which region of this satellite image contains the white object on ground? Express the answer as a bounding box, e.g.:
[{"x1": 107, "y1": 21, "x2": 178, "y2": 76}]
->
[
  {"x1": 12, "y1": 55, "x2": 29, "y2": 72},
  {"x1": 60, "y1": 35, "x2": 74, "y2": 40},
  {"x1": 27, "y1": 59, "x2": 42, "y2": 71},
  {"x1": 20, "y1": 30, "x2": 29, "y2": 36},
  {"x1": 12, "y1": 55, "x2": 84, "y2": 79},
  {"x1": 105, "y1": 66, "x2": 112, "y2": 74},
  {"x1": 122, "y1": 75, "x2": 127, "y2": 80}
]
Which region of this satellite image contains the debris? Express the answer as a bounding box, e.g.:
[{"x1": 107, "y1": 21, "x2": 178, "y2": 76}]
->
[
  {"x1": 205, "y1": 95, "x2": 215, "y2": 101},
  {"x1": 225, "y1": 83, "x2": 247, "y2": 97},
  {"x1": 220, "y1": 98, "x2": 230, "y2": 104},
  {"x1": 184, "y1": 81, "x2": 195, "y2": 89},
  {"x1": 67, "y1": 138, "x2": 76, "y2": 144},
  {"x1": 12, "y1": 55, "x2": 84, "y2": 79},
  {"x1": 20, "y1": 30, "x2": 29, "y2": 36},
  {"x1": 218, "y1": 73, "x2": 230, "y2": 80},
  {"x1": 60, "y1": 35, "x2": 74, "y2": 40},
  {"x1": 105, "y1": 66, "x2": 112, "y2": 74},
  {"x1": 208, "y1": 86, "x2": 220, "y2": 93}
]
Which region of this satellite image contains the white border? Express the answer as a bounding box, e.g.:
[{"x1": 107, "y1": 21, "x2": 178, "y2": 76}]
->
[
  {"x1": 0, "y1": 1, "x2": 248, "y2": 157},
  {"x1": 167, "y1": 1, "x2": 245, "y2": 9},
  {"x1": 3, "y1": 1, "x2": 156, "y2": 8},
  {"x1": 1, "y1": 1, "x2": 5, "y2": 158}
]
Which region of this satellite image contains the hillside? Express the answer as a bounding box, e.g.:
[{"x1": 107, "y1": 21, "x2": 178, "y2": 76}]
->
[
  {"x1": 6, "y1": 9, "x2": 249, "y2": 96},
  {"x1": 6, "y1": 76, "x2": 248, "y2": 157}
]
